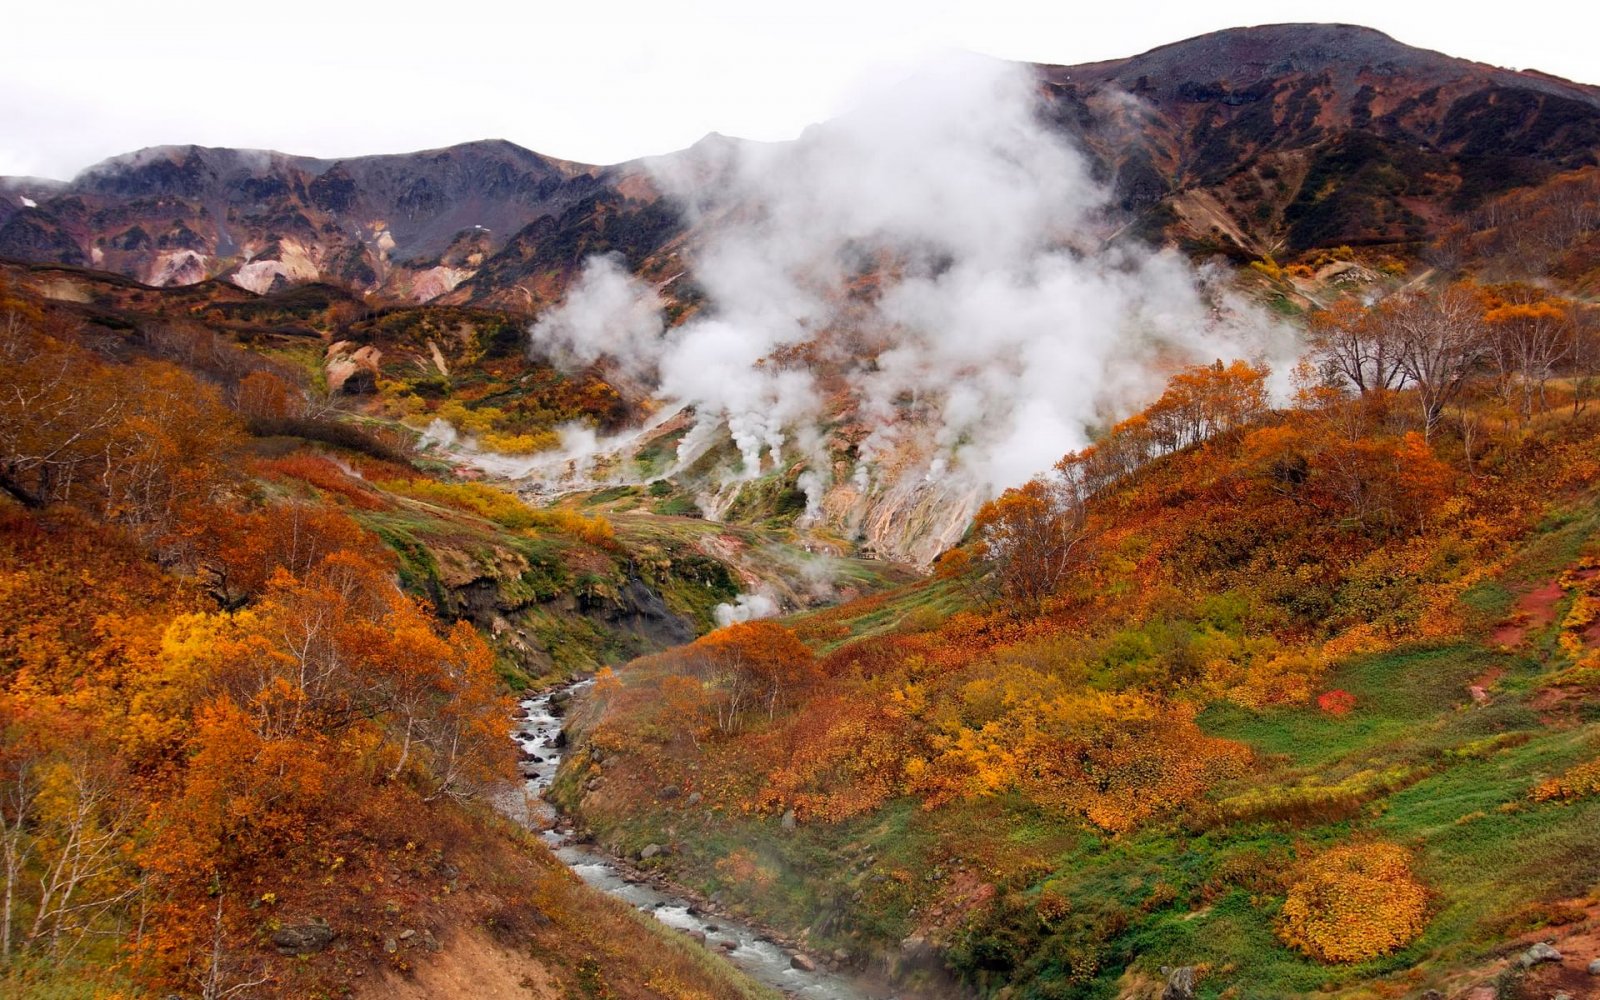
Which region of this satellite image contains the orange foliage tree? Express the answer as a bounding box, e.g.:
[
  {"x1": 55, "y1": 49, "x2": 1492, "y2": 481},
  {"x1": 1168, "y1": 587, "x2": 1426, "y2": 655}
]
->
[{"x1": 689, "y1": 621, "x2": 820, "y2": 732}]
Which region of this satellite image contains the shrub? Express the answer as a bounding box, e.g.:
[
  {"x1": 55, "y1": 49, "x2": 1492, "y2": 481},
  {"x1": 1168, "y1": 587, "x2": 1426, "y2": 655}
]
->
[
  {"x1": 1316, "y1": 688, "x2": 1357, "y2": 716},
  {"x1": 1279, "y1": 842, "x2": 1429, "y2": 963},
  {"x1": 1531, "y1": 757, "x2": 1600, "y2": 803}
]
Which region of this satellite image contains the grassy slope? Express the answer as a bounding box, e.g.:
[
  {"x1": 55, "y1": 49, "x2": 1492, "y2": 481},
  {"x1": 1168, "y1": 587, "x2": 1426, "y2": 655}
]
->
[{"x1": 555, "y1": 426, "x2": 1600, "y2": 1000}]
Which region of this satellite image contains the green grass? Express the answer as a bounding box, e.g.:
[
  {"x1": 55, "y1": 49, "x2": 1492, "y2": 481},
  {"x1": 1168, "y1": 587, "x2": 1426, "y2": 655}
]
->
[{"x1": 1199, "y1": 644, "x2": 1514, "y2": 769}]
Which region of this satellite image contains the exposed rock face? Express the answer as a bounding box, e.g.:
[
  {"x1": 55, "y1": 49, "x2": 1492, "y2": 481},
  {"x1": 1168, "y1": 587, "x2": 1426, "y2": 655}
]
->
[
  {"x1": 0, "y1": 140, "x2": 633, "y2": 305},
  {"x1": 1517, "y1": 941, "x2": 1562, "y2": 968},
  {"x1": 325, "y1": 341, "x2": 383, "y2": 394},
  {"x1": 1161, "y1": 965, "x2": 1197, "y2": 1000}
]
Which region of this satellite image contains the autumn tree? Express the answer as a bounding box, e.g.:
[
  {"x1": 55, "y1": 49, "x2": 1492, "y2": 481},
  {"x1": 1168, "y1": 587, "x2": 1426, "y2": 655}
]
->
[
  {"x1": 973, "y1": 462, "x2": 1090, "y2": 610},
  {"x1": 690, "y1": 621, "x2": 819, "y2": 732},
  {"x1": 1307, "y1": 298, "x2": 1406, "y2": 395},
  {"x1": 233, "y1": 370, "x2": 304, "y2": 422},
  {"x1": 1482, "y1": 285, "x2": 1577, "y2": 421}
]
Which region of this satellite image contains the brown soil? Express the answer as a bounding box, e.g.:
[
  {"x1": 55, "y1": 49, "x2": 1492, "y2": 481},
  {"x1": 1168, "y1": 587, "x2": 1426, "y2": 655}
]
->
[
  {"x1": 1439, "y1": 899, "x2": 1600, "y2": 999},
  {"x1": 1492, "y1": 580, "x2": 1567, "y2": 647},
  {"x1": 1469, "y1": 666, "x2": 1506, "y2": 703},
  {"x1": 359, "y1": 930, "x2": 560, "y2": 999}
]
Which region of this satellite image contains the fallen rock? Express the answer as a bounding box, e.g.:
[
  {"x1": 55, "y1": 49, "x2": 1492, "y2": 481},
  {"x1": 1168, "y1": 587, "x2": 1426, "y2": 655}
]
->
[
  {"x1": 719, "y1": 940, "x2": 737, "y2": 952},
  {"x1": 640, "y1": 843, "x2": 663, "y2": 860},
  {"x1": 1161, "y1": 965, "x2": 1197, "y2": 1000},
  {"x1": 383, "y1": 937, "x2": 398, "y2": 955},
  {"x1": 780, "y1": 809, "x2": 797, "y2": 830},
  {"x1": 659, "y1": 785, "x2": 681, "y2": 800},
  {"x1": 1517, "y1": 942, "x2": 1562, "y2": 968},
  {"x1": 686, "y1": 791, "x2": 703, "y2": 806},
  {"x1": 271, "y1": 919, "x2": 335, "y2": 955},
  {"x1": 790, "y1": 953, "x2": 817, "y2": 972}
]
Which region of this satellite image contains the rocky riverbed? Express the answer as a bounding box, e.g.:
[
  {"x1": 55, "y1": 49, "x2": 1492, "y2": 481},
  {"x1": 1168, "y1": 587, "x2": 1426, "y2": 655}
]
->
[{"x1": 501, "y1": 682, "x2": 896, "y2": 1000}]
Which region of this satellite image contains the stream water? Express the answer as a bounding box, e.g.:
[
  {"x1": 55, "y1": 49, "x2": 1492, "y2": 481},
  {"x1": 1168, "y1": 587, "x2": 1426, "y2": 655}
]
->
[{"x1": 501, "y1": 683, "x2": 895, "y2": 1000}]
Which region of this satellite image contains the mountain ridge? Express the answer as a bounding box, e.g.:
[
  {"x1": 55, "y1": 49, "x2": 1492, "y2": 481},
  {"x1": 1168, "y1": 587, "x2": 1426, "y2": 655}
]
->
[{"x1": 4, "y1": 23, "x2": 1598, "y2": 304}]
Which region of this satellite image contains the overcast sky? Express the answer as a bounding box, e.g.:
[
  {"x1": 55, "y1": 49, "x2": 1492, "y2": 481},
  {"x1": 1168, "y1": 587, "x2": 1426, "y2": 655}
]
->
[{"x1": 4, "y1": 0, "x2": 1597, "y2": 181}]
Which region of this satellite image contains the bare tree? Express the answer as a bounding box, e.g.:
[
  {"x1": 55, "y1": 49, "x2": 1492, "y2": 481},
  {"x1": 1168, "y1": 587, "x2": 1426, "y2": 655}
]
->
[
  {"x1": 1384, "y1": 284, "x2": 1490, "y2": 440},
  {"x1": 1307, "y1": 298, "x2": 1407, "y2": 395}
]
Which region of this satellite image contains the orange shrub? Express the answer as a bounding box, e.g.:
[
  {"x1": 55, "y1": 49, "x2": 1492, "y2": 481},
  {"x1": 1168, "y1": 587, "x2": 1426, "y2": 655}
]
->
[
  {"x1": 1279, "y1": 842, "x2": 1429, "y2": 963},
  {"x1": 254, "y1": 453, "x2": 386, "y2": 510},
  {"x1": 1531, "y1": 757, "x2": 1600, "y2": 803},
  {"x1": 1316, "y1": 689, "x2": 1357, "y2": 717}
]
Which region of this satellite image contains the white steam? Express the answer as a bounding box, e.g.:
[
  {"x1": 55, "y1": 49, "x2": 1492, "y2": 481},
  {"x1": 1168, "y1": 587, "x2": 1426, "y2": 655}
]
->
[
  {"x1": 527, "y1": 255, "x2": 666, "y2": 379},
  {"x1": 713, "y1": 591, "x2": 780, "y2": 628},
  {"x1": 526, "y1": 54, "x2": 1294, "y2": 533}
]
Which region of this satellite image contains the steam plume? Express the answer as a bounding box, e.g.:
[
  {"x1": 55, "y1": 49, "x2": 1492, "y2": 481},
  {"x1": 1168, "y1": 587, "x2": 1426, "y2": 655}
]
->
[{"x1": 526, "y1": 54, "x2": 1294, "y2": 549}]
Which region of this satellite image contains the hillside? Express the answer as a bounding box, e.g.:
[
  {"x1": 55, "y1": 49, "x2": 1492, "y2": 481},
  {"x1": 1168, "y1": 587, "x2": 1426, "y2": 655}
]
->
[
  {"x1": 0, "y1": 270, "x2": 828, "y2": 998},
  {"x1": 551, "y1": 273, "x2": 1600, "y2": 999}
]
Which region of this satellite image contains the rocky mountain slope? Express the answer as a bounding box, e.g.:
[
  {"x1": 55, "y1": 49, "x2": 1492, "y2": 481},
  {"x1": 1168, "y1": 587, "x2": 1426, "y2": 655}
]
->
[
  {"x1": 3, "y1": 24, "x2": 1597, "y2": 306},
  {"x1": 1040, "y1": 23, "x2": 1600, "y2": 254}
]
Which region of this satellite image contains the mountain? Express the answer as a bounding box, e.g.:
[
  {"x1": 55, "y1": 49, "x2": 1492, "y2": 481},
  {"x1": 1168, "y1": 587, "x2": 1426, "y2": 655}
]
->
[
  {"x1": 0, "y1": 139, "x2": 640, "y2": 305},
  {"x1": 1036, "y1": 23, "x2": 1600, "y2": 254},
  {"x1": 3, "y1": 24, "x2": 1597, "y2": 304}
]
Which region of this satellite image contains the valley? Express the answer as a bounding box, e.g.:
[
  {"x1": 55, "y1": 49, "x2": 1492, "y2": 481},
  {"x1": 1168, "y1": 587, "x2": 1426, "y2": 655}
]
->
[{"x1": 1, "y1": 20, "x2": 1600, "y2": 1000}]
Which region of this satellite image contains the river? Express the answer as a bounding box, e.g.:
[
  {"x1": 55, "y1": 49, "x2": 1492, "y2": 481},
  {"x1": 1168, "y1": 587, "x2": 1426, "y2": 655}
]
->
[{"x1": 502, "y1": 682, "x2": 896, "y2": 1000}]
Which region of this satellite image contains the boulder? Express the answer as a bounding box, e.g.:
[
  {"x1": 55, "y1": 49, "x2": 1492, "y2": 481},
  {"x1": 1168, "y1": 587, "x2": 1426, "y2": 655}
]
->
[
  {"x1": 1161, "y1": 965, "x2": 1197, "y2": 1000},
  {"x1": 780, "y1": 808, "x2": 797, "y2": 830},
  {"x1": 640, "y1": 843, "x2": 663, "y2": 860},
  {"x1": 790, "y1": 953, "x2": 817, "y2": 972},
  {"x1": 1516, "y1": 942, "x2": 1561, "y2": 968},
  {"x1": 271, "y1": 919, "x2": 335, "y2": 955},
  {"x1": 686, "y1": 791, "x2": 703, "y2": 806},
  {"x1": 659, "y1": 785, "x2": 682, "y2": 800},
  {"x1": 1589, "y1": 958, "x2": 1600, "y2": 975}
]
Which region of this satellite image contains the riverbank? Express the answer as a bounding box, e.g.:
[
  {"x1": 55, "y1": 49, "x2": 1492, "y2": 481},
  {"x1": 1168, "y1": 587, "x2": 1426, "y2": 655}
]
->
[{"x1": 506, "y1": 682, "x2": 908, "y2": 1000}]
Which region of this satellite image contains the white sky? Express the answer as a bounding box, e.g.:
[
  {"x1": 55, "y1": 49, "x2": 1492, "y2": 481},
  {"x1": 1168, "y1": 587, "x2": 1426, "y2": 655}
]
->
[{"x1": 3, "y1": 0, "x2": 1596, "y2": 181}]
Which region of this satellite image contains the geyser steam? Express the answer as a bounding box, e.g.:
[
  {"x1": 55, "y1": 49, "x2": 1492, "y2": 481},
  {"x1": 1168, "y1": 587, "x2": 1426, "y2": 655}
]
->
[{"x1": 527, "y1": 54, "x2": 1291, "y2": 546}]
